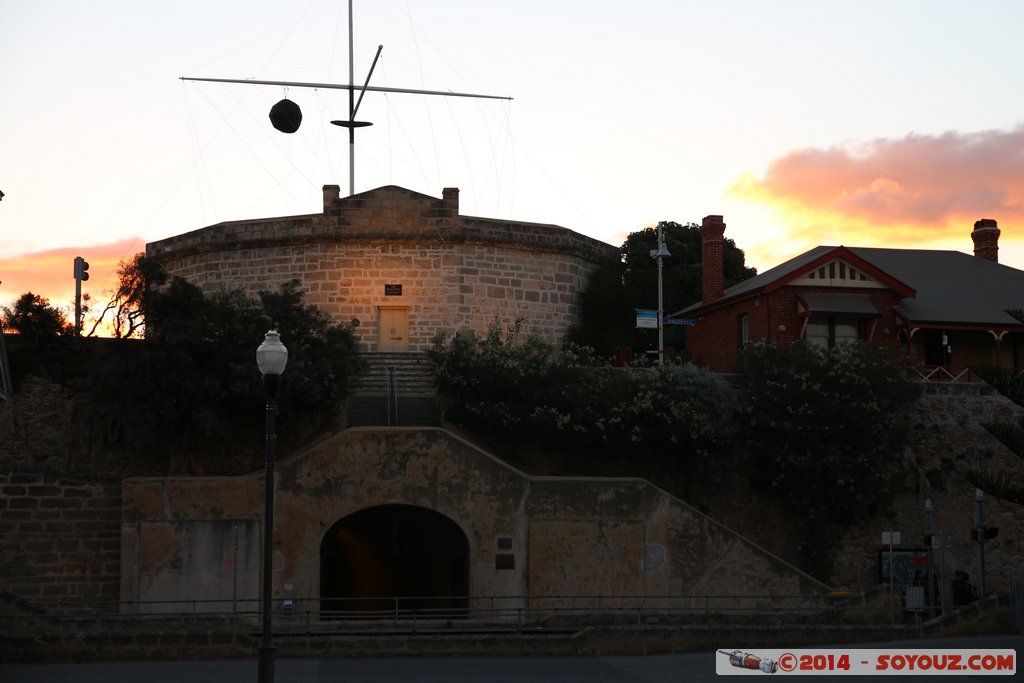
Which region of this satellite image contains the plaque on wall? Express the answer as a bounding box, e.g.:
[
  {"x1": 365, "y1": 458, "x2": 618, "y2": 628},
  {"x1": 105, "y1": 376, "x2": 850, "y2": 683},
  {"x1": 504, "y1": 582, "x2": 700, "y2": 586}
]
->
[{"x1": 384, "y1": 284, "x2": 403, "y2": 296}]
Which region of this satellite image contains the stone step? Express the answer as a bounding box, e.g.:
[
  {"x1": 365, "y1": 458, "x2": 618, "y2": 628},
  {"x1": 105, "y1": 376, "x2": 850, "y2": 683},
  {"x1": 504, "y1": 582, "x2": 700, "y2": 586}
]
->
[
  {"x1": 352, "y1": 352, "x2": 436, "y2": 395},
  {"x1": 346, "y1": 395, "x2": 441, "y2": 427}
]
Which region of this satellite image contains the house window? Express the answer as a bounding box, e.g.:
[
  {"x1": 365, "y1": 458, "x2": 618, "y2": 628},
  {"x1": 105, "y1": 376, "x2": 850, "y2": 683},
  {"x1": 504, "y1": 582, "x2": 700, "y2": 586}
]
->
[
  {"x1": 806, "y1": 316, "x2": 858, "y2": 349},
  {"x1": 737, "y1": 314, "x2": 749, "y2": 349}
]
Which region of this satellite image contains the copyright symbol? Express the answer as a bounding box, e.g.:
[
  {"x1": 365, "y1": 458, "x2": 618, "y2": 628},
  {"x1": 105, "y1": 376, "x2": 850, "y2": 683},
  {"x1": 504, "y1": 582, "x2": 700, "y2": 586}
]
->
[{"x1": 778, "y1": 652, "x2": 797, "y2": 672}]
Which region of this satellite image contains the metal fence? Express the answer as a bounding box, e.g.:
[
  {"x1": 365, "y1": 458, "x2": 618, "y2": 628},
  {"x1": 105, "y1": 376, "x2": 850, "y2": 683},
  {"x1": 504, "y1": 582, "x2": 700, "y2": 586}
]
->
[{"x1": 1, "y1": 590, "x2": 942, "y2": 631}]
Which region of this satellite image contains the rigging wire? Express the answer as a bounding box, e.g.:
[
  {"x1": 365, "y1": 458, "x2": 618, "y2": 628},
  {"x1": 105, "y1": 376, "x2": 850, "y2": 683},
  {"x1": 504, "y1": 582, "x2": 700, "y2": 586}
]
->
[
  {"x1": 403, "y1": 0, "x2": 442, "y2": 190},
  {"x1": 443, "y1": 97, "x2": 476, "y2": 213}
]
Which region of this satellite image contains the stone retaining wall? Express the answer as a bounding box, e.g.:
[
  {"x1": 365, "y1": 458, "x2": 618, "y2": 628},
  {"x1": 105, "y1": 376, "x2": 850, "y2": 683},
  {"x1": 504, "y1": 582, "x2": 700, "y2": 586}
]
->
[
  {"x1": 829, "y1": 383, "x2": 1024, "y2": 594},
  {"x1": 0, "y1": 473, "x2": 121, "y2": 612},
  {"x1": 0, "y1": 603, "x2": 1010, "y2": 663}
]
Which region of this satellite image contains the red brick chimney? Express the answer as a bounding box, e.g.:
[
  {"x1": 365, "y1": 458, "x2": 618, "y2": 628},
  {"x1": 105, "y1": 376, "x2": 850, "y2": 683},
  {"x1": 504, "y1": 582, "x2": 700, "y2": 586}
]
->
[
  {"x1": 701, "y1": 215, "x2": 726, "y2": 304},
  {"x1": 972, "y1": 218, "x2": 1000, "y2": 263}
]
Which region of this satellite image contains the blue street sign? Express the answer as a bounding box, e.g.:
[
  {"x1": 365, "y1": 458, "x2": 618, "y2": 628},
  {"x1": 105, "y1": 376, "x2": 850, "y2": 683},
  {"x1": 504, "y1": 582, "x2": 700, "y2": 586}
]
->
[{"x1": 635, "y1": 309, "x2": 658, "y2": 329}]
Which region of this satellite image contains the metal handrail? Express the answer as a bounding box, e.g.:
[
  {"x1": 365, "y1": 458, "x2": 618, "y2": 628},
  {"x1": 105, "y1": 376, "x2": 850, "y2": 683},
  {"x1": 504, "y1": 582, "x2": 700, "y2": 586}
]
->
[
  {"x1": 2, "y1": 590, "x2": 925, "y2": 625},
  {"x1": 386, "y1": 365, "x2": 398, "y2": 425}
]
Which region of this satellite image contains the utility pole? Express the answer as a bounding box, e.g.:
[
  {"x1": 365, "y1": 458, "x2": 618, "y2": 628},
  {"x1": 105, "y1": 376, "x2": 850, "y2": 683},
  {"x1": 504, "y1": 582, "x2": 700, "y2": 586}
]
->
[{"x1": 650, "y1": 225, "x2": 670, "y2": 366}]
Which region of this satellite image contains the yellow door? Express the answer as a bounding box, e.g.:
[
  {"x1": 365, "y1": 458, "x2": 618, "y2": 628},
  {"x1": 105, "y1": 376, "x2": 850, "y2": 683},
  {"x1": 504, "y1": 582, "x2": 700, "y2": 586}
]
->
[{"x1": 378, "y1": 307, "x2": 409, "y2": 352}]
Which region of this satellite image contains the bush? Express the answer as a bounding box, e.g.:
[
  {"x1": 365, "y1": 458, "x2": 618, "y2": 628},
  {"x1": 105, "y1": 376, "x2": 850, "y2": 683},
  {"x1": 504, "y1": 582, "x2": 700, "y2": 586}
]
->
[
  {"x1": 735, "y1": 342, "x2": 920, "y2": 525},
  {"x1": 428, "y1": 319, "x2": 734, "y2": 471},
  {"x1": 975, "y1": 366, "x2": 1024, "y2": 408},
  {"x1": 83, "y1": 277, "x2": 362, "y2": 474}
]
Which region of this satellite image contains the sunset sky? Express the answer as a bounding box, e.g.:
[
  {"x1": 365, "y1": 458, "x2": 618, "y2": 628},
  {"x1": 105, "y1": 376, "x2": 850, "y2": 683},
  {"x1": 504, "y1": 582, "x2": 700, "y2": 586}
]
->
[{"x1": 3, "y1": 1, "x2": 1024, "y2": 330}]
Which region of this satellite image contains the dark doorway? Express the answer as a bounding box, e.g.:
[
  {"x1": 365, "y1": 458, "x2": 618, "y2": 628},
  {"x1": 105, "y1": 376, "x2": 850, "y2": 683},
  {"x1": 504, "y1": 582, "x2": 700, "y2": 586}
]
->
[{"x1": 320, "y1": 504, "x2": 469, "y2": 617}]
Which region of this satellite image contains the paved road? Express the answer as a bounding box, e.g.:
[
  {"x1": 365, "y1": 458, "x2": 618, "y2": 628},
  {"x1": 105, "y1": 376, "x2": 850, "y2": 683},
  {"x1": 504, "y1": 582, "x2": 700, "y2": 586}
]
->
[{"x1": 1, "y1": 635, "x2": 1020, "y2": 682}]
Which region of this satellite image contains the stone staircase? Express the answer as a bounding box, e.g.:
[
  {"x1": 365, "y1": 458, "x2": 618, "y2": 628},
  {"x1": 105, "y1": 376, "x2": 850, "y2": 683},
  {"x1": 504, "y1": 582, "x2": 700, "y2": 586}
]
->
[{"x1": 346, "y1": 353, "x2": 441, "y2": 427}]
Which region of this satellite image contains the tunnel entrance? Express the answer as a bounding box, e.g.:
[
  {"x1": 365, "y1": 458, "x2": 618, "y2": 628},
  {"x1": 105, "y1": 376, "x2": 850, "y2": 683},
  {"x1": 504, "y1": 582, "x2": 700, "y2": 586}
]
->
[{"x1": 320, "y1": 504, "x2": 469, "y2": 617}]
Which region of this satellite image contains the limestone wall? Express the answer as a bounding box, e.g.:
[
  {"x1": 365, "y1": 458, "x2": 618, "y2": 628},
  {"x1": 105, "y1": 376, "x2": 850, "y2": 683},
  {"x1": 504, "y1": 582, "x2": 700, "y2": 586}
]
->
[
  {"x1": 0, "y1": 376, "x2": 72, "y2": 475},
  {"x1": 7, "y1": 372, "x2": 1024, "y2": 612},
  {"x1": 146, "y1": 186, "x2": 618, "y2": 351},
  {"x1": 120, "y1": 428, "x2": 829, "y2": 615},
  {"x1": 829, "y1": 383, "x2": 1024, "y2": 595},
  {"x1": 0, "y1": 473, "x2": 121, "y2": 611}
]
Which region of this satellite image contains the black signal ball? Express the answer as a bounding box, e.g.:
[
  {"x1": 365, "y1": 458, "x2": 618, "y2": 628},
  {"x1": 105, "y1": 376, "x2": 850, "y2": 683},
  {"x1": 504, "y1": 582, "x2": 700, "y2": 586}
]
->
[{"x1": 269, "y1": 99, "x2": 302, "y2": 134}]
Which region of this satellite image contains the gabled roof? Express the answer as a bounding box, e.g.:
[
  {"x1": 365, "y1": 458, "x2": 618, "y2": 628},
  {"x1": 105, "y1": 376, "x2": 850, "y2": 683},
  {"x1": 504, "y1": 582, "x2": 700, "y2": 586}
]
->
[
  {"x1": 850, "y1": 247, "x2": 1024, "y2": 327},
  {"x1": 676, "y1": 245, "x2": 911, "y2": 313},
  {"x1": 677, "y1": 245, "x2": 1024, "y2": 329}
]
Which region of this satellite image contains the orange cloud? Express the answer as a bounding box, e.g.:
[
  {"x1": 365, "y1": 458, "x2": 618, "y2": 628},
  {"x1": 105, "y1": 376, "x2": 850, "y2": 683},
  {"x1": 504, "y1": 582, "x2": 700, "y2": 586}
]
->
[
  {"x1": 0, "y1": 238, "x2": 145, "y2": 335},
  {"x1": 730, "y1": 125, "x2": 1024, "y2": 251}
]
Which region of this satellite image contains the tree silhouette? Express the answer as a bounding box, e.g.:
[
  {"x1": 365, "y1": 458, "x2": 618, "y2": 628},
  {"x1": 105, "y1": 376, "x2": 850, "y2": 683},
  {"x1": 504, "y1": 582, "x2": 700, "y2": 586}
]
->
[
  {"x1": 86, "y1": 253, "x2": 167, "y2": 338},
  {"x1": 570, "y1": 221, "x2": 756, "y2": 359},
  {"x1": 1, "y1": 292, "x2": 73, "y2": 343}
]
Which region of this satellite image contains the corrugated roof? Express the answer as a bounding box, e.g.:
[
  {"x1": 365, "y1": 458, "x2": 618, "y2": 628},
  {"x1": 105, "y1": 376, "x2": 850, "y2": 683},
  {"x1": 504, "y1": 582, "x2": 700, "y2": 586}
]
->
[
  {"x1": 850, "y1": 248, "x2": 1024, "y2": 326},
  {"x1": 677, "y1": 245, "x2": 1024, "y2": 328},
  {"x1": 677, "y1": 246, "x2": 835, "y2": 314}
]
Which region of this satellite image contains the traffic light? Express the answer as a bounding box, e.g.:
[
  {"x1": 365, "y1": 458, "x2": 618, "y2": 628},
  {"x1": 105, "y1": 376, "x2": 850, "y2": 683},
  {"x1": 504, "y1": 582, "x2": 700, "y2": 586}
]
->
[{"x1": 74, "y1": 256, "x2": 90, "y2": 282}]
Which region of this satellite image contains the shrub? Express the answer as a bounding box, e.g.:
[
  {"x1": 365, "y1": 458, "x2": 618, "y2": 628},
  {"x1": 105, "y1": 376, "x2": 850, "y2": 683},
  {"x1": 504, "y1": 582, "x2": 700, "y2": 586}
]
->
[
  {"x1": 429, "y1": 319, "x2": 734, "y2": 471},
  {"x1": 84, "y1": 277, "x2": 362, "y2": 473},
  {"x1": 735, "y1": 342, "x2": 920, "y2": 525}
]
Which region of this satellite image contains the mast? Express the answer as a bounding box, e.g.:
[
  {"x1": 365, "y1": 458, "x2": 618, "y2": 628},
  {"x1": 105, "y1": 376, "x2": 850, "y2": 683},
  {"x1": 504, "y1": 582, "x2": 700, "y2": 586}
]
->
[
  {"x1": 181, "y1": 0, "x2": 511, "y2": 197},
  {"x1": 347, "y1": 0, "x2": 355, "y2": 195}
]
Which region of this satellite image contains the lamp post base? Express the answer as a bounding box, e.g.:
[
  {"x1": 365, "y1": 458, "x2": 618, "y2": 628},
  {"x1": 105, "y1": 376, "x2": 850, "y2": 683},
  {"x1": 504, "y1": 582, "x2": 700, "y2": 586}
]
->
[{"x1": 258, "y1": 645, "x2": 276, "y2": 683}]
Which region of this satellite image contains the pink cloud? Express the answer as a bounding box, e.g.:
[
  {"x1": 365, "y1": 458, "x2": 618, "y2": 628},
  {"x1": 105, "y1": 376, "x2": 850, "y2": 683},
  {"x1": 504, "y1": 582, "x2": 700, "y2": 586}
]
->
[
  {"x1": 0, "y1": 238, "x2": 144, "y2": 329},
  {"x1": 732, "y1": 125, "x2": 1024, "y2": 239}
]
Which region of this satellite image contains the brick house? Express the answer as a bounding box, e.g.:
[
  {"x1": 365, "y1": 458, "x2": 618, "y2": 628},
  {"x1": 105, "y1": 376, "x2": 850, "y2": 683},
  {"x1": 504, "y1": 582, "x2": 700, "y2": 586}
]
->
[
  {"x1": 146, "y1": 185, "x2": 618, "y2": 352},
  {"x1": 676, "y1": 216, "x2": 1024, "y2": 376}
]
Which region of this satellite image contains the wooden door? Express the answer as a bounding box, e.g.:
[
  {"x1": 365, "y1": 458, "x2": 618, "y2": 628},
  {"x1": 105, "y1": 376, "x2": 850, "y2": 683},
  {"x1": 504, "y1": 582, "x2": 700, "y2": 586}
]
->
[{"x1": 378, "y1": 307, "x2": 409, "y2": 352}]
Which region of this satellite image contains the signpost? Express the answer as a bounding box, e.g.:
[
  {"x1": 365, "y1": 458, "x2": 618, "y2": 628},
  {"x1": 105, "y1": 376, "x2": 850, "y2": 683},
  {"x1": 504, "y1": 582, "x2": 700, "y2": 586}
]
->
[
  {"x1": 635, "y1": 309, "x2": 658, "y2": 329},
  {"x1": 932, "y1": 531, "x2": 951, "y2": 613},
  {"x1": 882, "y1": 530, "x2": 901, "y2": 621}
]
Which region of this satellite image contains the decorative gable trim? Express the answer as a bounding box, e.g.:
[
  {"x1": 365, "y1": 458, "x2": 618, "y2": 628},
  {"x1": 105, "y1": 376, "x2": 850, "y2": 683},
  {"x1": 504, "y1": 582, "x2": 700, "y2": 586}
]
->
[
  {"x1": 762, "y1": 246, "x2": 916, "y2": 298},
  {"x1": 791, "y1": 258, "x2": 887, "y2": 289}
]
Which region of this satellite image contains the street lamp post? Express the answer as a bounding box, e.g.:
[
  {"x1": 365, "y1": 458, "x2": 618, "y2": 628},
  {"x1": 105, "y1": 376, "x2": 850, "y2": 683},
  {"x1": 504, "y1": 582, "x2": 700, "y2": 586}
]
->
[
  {"x1": 650, "y1": 225, "x2": 671, "y2": 366},
  {"x1": 256, "y1": 330, "x2": 288, "y2": 683}
]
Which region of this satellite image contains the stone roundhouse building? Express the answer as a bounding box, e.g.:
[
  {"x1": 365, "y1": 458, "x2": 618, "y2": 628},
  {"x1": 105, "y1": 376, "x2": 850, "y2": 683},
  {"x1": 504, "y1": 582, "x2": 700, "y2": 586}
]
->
[{"x1": 146, "y1": 185, "x2": 619, "y2": 351}]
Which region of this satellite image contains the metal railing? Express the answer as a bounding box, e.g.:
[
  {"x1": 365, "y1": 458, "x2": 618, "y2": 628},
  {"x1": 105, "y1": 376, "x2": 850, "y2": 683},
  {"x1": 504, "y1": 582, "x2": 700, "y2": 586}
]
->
[
  {"x1": 386, "y1": 365, "x2": 398, "y2": 425},
  {"x1": 912, "y1": 365, "x2": 976, "y2": 382},
  {"x1": 1, "y1": 590, "x2": 949, "y2": 630}
]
